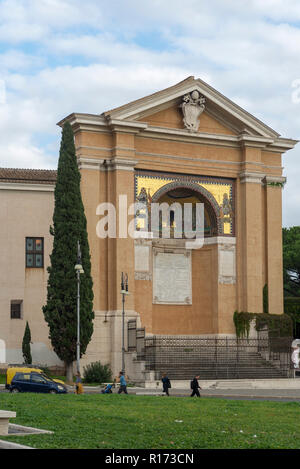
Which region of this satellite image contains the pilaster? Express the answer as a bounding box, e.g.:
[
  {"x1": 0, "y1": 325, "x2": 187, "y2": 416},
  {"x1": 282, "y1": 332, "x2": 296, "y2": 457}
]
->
[
  {"x1": 263, "y1": 175, "x2": 286, "y2": 314},
  {"x1": 238, "y1": 169, "x2": 264, "y2": 313}
]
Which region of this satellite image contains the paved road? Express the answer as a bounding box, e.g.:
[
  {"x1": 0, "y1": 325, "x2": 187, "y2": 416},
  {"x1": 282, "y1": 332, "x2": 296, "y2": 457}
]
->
[
  {"x1": 3, "y1": 386, "x2": 300, "y2": 401},
  {"x1": 2, "y1": 383, "x2": 300, "y2": 401}
]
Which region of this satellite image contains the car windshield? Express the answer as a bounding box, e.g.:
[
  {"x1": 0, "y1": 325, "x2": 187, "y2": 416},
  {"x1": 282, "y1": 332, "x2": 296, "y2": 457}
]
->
[{"x1": 41, "y1": 374, "x2": 54, "y2": 382}]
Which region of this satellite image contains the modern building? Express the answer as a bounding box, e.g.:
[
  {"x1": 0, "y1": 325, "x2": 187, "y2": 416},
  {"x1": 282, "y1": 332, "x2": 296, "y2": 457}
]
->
[{"x1": 0, "y1": 77, "x2": 297, "y2": 377}]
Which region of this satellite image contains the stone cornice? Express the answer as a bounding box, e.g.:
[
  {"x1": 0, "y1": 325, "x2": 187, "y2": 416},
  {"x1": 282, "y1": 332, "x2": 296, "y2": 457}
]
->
[
  {"x1": 106, "y1": 158, "x2": 136, "y2": 171},
  {"x1": 107, "y1": 118, "x2": 148, "y2": 134},
  {"x1": 263, "y1": 175, "x2": 287, "y2": 186},
  {"x1": 0, "y1": 182, "x2": 55, "y2": 192},
  {"x1": 239, "y1": 171, "x2": 265, "y2": 184},
  {"x1": 77, "y1": 157, "x2": 136, "y2": 172},
  {"x1": 103, "y1": 76, "x2": 281, "y2": 139},
  {"x1": 58, "y1": 113, "x2": 298, "y2": 154}
]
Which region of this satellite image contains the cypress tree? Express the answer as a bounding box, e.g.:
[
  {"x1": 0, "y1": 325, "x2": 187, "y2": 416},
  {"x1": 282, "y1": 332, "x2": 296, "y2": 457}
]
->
[
  {"x1": 22, "y1": 321, "x2": 32, "y2": 365},
  {"x1": 43, "y1": 122, "x2": 94, "y2": 383}
]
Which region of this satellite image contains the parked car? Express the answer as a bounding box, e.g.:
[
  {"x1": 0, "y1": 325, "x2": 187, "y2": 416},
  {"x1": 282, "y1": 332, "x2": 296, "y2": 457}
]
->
[
  {"x1": 10, "y1": 372, "x2": 67, "y2": 394},
  {"x1": 6, "y1": 366, "x2": 65, "y2": 390}
]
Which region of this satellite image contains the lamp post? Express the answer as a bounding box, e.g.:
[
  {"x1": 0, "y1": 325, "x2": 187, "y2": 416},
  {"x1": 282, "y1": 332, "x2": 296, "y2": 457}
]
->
[
  {"x1": 121, "y1": 272, "x2": 129, "y2": 375},
  {"x1": 75, "y1": 241, "x2": 84, "y2": 375}
]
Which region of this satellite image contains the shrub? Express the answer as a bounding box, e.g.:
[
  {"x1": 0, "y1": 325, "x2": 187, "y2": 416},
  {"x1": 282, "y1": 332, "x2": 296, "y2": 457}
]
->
[
  {"x1": 233, "y1": 311, "x2": 293, "y2": 339},
  {"x1": 83, "y1": 361, "x2": 112, "y2": 384}
]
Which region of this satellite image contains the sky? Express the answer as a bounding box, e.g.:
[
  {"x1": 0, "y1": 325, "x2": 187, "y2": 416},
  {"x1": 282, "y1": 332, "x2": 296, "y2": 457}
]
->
[{"x1": 0, "y1": 0, "x2": 299, "y2": 226}]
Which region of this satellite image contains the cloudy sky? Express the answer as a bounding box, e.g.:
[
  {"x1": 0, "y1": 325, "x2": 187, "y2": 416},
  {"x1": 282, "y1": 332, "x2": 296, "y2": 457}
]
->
[{"x1": 0, "y1": 0, "x2": 299, "y2": 226}]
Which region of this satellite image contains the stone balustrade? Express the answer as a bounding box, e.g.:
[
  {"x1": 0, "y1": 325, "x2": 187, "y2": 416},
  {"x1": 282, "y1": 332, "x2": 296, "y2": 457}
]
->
[{"x1": 0, "y1": 410, "x2": 16, "y2": 435}]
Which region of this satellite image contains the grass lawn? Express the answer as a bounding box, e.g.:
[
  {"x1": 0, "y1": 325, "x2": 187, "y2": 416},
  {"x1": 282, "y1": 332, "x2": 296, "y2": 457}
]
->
[{"x1": 0, "y1": 394, "x2": 300, "y2": 449}]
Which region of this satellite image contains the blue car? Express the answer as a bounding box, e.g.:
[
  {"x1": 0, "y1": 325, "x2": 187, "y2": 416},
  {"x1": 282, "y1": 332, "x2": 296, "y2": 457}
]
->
[{"x1": 10, "y1": 372, "x2": 67, "y2": 394}]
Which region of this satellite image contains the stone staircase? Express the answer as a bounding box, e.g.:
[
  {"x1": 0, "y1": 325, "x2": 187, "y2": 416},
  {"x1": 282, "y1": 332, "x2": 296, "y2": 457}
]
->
[{"x1": 145, "y1": 350, "x2": 290, "y2": 380}]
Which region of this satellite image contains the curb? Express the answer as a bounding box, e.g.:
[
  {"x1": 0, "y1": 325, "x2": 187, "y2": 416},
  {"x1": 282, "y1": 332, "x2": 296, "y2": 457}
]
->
[{"x1": 0, "y1": 439, "x2": 34, "y2": 449}]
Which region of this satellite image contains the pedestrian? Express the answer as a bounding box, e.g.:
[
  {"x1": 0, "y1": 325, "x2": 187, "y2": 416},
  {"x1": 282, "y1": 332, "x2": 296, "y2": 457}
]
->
[
  {"x1": 75, "y1": 372, "x2": 83, "y2": 394},
  {"x1": 190, "y1": 375, "x2": 201, "y2": 397},
  {"x1": 162, "y1": 373, "x2": 171, "y2": 396},
  {"x1": 118, "y1": 371, "x2": 128, "y2": 394}
]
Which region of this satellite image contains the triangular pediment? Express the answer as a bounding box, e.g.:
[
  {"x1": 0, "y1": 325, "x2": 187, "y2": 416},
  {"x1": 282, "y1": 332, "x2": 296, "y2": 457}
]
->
[
  {"x1": 103, "y1": 76, "x2": 280, "y2": 138},
  {"x1": 136, "y1": 104, "x2": 238, "y2": 136}
]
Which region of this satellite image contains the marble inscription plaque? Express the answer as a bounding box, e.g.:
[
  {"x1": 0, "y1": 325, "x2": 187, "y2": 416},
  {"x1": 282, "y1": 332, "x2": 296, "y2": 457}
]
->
[
  {"x1": 135, "y1": 245, "x2": 150, "y2": 272},
  {"x1": 153, "y1": 251, "x2": 192, "y2": 304}
]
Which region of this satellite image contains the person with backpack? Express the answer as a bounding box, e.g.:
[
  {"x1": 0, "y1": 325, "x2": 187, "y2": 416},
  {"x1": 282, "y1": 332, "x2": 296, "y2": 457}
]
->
[
  {"x1": 162, "y1": 373, "x2": 171, "y2": 396},
  {"x1": 190, "y1": 375, "x2": 201, "y2": 397}
]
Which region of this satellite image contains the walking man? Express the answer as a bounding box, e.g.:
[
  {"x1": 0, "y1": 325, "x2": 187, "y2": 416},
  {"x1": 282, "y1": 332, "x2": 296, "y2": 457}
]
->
[
  {"x1": 162, "y1": 373, "x2": 171, "y2": 396},
  {"x1": 118, "y1": 371, "x2": 128, "y2": 394},
  {"x1": 190, "y1": 375, "x2": 201, "y2": 397}
]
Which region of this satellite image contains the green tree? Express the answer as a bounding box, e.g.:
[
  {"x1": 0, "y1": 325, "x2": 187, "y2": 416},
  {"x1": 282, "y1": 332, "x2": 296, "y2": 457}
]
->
[
  {"x1": 43, "y1": 122, "x2": 94, "y2": 383},
  {"x1": 22, "y1": 321, "x2": 32, "y2": 364},
  {"x1": 283, "y1": 226, "x2": 300, "y2": 297}
]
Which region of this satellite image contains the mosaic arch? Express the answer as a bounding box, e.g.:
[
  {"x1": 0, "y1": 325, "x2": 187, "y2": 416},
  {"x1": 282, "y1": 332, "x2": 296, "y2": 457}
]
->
[
  {"x1": 151, "y1": 180, "x2": 221, "y2": 236},
  {"x1": 134, "y1": 170, "x2": 235, "y2": 236}
]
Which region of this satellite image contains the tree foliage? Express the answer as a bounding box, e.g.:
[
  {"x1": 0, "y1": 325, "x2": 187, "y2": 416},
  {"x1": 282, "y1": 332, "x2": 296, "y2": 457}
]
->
[
  {"x1": 22, "y1": 321, "x2": 32, "y2": 364},
  {"x1": 43, "y1": 122, "x2": 94, "y2": 368},
  {"x1": 283, "y1": 226, "x2": 300, "y2": 297}
]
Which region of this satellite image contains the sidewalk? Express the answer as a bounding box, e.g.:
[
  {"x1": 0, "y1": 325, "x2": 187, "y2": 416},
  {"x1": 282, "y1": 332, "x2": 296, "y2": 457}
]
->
[{"x1": 2, "y1": 379, "x2": 300, "y2": 400}]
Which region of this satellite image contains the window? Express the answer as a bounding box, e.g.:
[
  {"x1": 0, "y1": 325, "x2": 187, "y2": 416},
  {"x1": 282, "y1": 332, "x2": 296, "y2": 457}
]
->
[
  {"x1": 26, "y1": 237, "x2": 44, "y2": 268},
  {"x1": 16, "y1": 373, "x2": 30, "y2": 381},
  {"x1": 10, "y1": 300, "x2": 22, "y2": 319},
  {"x1": 31, "y1": 374, "x2": 47, "y2": 383}
]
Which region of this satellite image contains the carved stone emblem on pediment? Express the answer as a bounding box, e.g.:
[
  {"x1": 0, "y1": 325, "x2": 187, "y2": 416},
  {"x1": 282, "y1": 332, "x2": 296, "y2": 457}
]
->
[{"x1": 180, "y1": 91, "x2": 206, "y2": 132}]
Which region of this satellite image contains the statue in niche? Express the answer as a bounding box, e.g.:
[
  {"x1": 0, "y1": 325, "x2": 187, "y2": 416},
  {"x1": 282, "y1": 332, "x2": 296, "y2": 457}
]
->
[
  {"x1": 136, "y1": 187, "x2": 151, "y2": 231},
  {"x1": 180, "y1": 90, "x2": 206, "y2": 132},
  {"x1": 220, "y1": 193, "x2": 233, "y2": 232}
]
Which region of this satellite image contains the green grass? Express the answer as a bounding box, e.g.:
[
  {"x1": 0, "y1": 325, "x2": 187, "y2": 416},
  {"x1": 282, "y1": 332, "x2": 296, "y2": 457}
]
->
[{"x1": 1, "y1": 394, "x2": 300, "y2": 449}]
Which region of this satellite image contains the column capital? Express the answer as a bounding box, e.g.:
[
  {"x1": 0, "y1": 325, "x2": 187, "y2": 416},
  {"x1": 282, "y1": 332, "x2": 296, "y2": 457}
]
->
[
  {"x1": 263, "y1": 175, "x2": 286, "y2": 186},
  {"x1": 239, "y1": 171, "x2": 265, "y2": 184},
  {"x1": 77, "y1": 157, "x2": 136, "y2": 172},
  {"x1": 106, "y1": 158, "x2": 136, "y2": 172}
]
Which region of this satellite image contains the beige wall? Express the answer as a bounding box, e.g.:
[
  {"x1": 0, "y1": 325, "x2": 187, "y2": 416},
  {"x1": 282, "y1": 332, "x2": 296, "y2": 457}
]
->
[{"x1": 0, "y1": 187, "x2": 62, "y2": 366}]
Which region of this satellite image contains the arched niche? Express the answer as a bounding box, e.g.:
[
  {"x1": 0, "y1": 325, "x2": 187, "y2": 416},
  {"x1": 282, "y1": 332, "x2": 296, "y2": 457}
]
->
[{"x1": 150, "y1": 180, "x2": 221, "y2": 238}]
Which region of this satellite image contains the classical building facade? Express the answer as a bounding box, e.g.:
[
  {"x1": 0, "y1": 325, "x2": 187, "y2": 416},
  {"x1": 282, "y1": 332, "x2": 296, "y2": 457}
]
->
[{"x1": 0, "y1": 77, "x2": 297, "y2": 375}]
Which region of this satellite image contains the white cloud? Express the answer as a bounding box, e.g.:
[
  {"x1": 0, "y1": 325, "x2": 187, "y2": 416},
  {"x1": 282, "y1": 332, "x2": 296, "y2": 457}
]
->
[{"x1": 0, "y1": 141, "x2": 55, "y2": 169}]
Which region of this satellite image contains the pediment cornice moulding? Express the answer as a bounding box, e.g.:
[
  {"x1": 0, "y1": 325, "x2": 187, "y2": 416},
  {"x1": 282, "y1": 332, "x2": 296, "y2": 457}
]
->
[
  {"x1": 59, "y1": 112, "x2": 297, "y2": 153},
  {"x1": 102, "y1": 77, "x2": 280, "y2": 139}
]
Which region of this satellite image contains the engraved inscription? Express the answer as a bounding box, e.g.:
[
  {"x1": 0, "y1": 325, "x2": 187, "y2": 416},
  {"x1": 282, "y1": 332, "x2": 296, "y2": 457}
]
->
[{"x1": 153, "y1": 251, "x2": 192, "y2": 304}]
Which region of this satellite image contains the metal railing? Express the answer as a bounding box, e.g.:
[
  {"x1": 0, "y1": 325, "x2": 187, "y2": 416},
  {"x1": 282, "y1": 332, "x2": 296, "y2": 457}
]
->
[{"x1": 132, "y1": 333, "x2": 293, "y2": 380}]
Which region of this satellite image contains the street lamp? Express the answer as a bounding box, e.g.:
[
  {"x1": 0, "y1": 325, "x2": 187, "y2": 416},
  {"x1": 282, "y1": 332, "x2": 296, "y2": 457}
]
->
[
  {"x1": 121, "y1": 272, "x2": 129, "y2": 375},
  {"x1": 75, "y1": 241, "x2": 84, "y2": 375}
]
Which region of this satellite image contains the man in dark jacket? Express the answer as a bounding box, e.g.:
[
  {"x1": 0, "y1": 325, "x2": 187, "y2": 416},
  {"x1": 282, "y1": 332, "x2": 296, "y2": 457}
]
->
[
  {"x1": 162, "y1": 373, "x2": 171, "y2": 396},
  {"x1": 190, "y1": 375, "x2": 201, "y2": 397}
]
